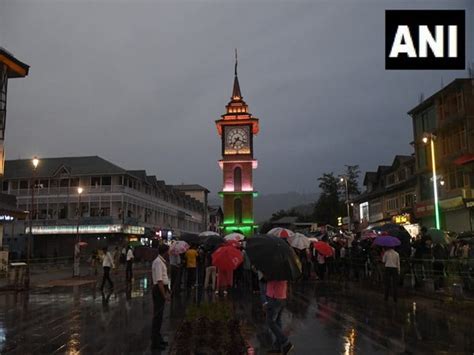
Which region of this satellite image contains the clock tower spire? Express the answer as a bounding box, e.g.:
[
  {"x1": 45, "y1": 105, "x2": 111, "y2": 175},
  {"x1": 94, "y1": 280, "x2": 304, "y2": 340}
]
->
[{"x1": 215, "y1": 53, "x2": 259, "y2": 237}]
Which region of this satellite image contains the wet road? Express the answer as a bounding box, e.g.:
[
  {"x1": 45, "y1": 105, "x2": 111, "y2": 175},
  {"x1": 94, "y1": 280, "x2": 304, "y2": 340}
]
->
[{"x1": 0, "y1": 274, "x2": 473, "y2": 354}]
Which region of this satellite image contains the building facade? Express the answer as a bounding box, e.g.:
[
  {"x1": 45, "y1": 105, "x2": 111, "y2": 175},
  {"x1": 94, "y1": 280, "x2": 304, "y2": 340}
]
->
[
  {"x1": 1, "y1": 156, "x2": 206, "y2": 258},
  {"x1": 207, "y1": 205, "x2": 223, "y2": 233},
  {"x1": 353, "y1": 156, "x2": 418, "y2": 235},
  {"x1": 409, "y1": 78, "x2": 474, "y2": 232},
  {"x1": 215, "y1": 57, "x2": 259, "y2": 236},
  {"x1": 172, "y1": 184, "x2": 209, "y2": 231}
]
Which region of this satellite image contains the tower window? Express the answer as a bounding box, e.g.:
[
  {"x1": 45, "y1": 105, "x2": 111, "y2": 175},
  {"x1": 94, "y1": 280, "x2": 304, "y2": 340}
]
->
[
  {"x1": 234, "y1": 167, "x2": 242, "y2": 192},
  {"x1": 234, "y1": 198, "x2": 242, "y2": 224}
]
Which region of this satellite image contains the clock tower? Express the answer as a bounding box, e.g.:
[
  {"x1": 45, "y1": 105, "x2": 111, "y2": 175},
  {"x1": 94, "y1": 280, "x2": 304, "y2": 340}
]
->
[{"x1": 215, "y1": 53, "x2": 259, "y2": 237}]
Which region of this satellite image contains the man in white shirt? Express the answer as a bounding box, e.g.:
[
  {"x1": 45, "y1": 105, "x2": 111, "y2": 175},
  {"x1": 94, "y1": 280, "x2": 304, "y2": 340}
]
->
[
  {"x1": 126, "y1": 246, "x2": 134, "y2": 282},
  {"x1": 382, "y1": 247, "x2": 400, "y2": 302},
  {"x1": 101, "y1": 246, "x2": 115, "y2": 291},
  {"x1": 151, "y1": 244, "x2": 171, "y2": 350}
]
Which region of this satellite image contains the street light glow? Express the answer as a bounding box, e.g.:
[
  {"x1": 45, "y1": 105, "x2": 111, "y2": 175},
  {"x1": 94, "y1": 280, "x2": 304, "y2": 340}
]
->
[
  {"x1": 340, "y1": 177, "x2": 344, "y2": 183},
  {"x1": 32, "y1": 157, "x2": 39, "y2": 169},
  {"x1": 77, "y1": 187, "x2": 83, "y2": 194},
  {"x1": 422, "y1": 136, "x2": 429, "y2": 144}
]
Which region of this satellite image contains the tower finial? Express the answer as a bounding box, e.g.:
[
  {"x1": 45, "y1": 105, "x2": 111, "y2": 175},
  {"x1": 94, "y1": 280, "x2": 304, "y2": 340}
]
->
[{"x1": 234, "y1": 48, "x2": 238, "y2": 76}]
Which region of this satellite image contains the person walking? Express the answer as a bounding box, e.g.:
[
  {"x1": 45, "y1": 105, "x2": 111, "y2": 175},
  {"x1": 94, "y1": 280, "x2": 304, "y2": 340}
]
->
[
  {"x1": 101, "y1": 246, "x2": 115, "y2": 291},
  {"x1": 169, "y1": 251, "x2": 182, "y2": 294},
  {"x1": 184, "y1": 246, "x2": 198, "y2": 289},
  {"x1": 125, "y1": 246, "x2": 134, "y2": 282},
  {"x1": 203, "y1": 251, "x2": 216, "y2": 291},
  {"x1": 264, "y1": 279, "x2": 294, "y2": 354},
  {"x1": 382, "y1": 247, "x2": 400, "y2": 302},
  {"x1": 151, "y1": 244, "x2": 171, "y2": 351}
]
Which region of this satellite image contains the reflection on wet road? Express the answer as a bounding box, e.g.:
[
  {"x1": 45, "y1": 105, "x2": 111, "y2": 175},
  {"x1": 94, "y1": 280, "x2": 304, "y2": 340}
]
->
[{"x1": 0, "y1": 275, "x2": 473, "y2": 354}]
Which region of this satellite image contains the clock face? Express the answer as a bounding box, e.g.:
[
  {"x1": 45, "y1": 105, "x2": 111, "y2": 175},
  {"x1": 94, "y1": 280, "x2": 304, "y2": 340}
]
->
[{"x1": 225, "y1": 126, "x2": 250, "y2": 154}]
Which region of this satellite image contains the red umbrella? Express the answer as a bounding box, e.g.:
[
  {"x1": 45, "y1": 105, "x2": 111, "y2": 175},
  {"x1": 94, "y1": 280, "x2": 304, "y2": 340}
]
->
[
  {"x1": 313, "y1": 241, "x2": 334, "y2": 257},
  {"x1": 212, "y1": 245, "x2": 243, "y2": 271},
  {"x1": 224, "y1": 240, "x2": 241, "y2": 248}
]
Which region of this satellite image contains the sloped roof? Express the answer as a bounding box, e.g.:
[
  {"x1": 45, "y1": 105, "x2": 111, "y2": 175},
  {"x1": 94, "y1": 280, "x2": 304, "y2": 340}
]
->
[
  {"x1": 4, "y1": 156, "x2": 126, "y2": 179},
  {"x1": 173, "y1": 184, "x2": 210, "y2": 193}
]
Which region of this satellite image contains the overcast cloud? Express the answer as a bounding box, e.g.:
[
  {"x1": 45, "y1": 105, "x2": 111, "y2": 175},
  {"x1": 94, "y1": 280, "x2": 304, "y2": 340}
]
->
[{"x1": 1, "y1": 0, "x2": 472, "y2": 197}]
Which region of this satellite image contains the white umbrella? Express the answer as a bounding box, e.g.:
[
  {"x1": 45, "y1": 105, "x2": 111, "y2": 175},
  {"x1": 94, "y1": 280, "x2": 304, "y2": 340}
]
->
[
  {"x1": 267, "y1": 227, "x2": 295, "y2": 239},
  {"x1": 225, "y1": 233, "x2": 245, "y2": 242},
  {"x1": 199, "y1": 231, "x2": 220, "y2": 237},
  {"x1": 288, "y1": 232, "x2": 311, "y2": 250}
]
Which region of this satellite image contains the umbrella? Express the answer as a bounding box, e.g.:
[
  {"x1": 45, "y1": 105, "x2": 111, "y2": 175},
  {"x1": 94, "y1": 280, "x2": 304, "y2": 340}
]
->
[
  {"x1": 246, "y1": 234, "x2": 302, "y2": 281},
  {"x1": 201, "y1": 235, "x2": 224, "y2": 252},
  {"x1": 169, "y1": 240, "x2": 190, "y2": 255},
  {"x1": 313, "y1": 241, "x2": 334, "y2": 257},
  {"x1": 267, "y1": 227, "x2": 295, "y2": 239},
  {"x1": 199, "y1": 231, "x2": 220, "y2": 237},
  {"x1": 373, "y1": 235, "x2": 401, "y2": 248},
  {"x1": 224, "y1": 239, "x2": 241, "y2": 248},
  {"x1": 361, "y1": 229, "x2": 378, "y2": 241},
  {"x1": 371, "y1": 224, "x2": 411, "y2": 256},
  {"x1": 225, "y1": 233, "x2": 245, "y2": 242},
  {"x1": 427, "y1": 228, "x2": 451, "y2": 245},
  {"x1": 212, "y1": 245, "x2": 243, "y2": 271},
  {"x1": 288, "y1": 232, "x2": 311, "y2": 250},
  {"x1": 179, "y1": 233, "x2": 201, "y2": 245}
]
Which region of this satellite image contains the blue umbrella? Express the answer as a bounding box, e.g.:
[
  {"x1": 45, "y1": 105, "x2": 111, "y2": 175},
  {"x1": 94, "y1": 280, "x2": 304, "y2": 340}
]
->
[{"x1": 373, "y1": 235, "x2": 401, "y2": 248}]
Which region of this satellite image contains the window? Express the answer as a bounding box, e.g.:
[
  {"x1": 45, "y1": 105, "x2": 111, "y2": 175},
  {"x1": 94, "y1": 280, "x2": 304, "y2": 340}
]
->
[
  {"x1": 386, "y1": 174, "x2": 395, "y2": 186},
  {"x1": 11, "y1": 181, "x2": 18, "y2": 190},
  {"x1": 70, "y1": 178, "x2": 79, "y2": 187},
  {"x1": 417, "y1": 145, "x2": 428, "y2": 169},
  {"x1": 60, "y1": 179, "x2": 69, "y2": 187},
  {"x1": 91, "y1": 176, "x2": 101, "y2": 187},
  {"x1": 403, "y1": 193, "x2": 415, "y2": 208},
  {"x1": 397, "y1": 168, "x2": 406, "y2": 182},
  {"x1": 19, "y1": 180, "x2": 28, "y2": 189},
  {"x1": 2, "y1": 181, "x2": 8, "y2": 191},
  {"x1": 448, "y1": 168, "x2": 465, "y2": 190},
  {"x1": 386, "y1": 197, "x2": 399, "y2": 211},
  {"x1": 102, "y1": 176, "x2": 111, "y2": 185},
  {"x1": 39, "y1": 180, "x2": 49, "y2": 188},
  {"x1": 234, "y1": 167, "x2": 242, "y2": 192},
  {"x1": 234, "y1": 198, "x2": 242, "y2": 224}
]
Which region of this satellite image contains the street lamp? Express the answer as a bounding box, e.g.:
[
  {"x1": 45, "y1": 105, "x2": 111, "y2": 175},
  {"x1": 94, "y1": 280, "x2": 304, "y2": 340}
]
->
[
  {"x1": 422, "y1": 133, "x2": 441, "y2": 229},
  {"x1": 26, "y1": 156, "x2": 39, "y2": 288},
  {"x1": 73, "y1": 186, "x2": 83, "y2": 277},
  {"x1": 340, "y1": 176, "x2": 351, "y2": 232}
]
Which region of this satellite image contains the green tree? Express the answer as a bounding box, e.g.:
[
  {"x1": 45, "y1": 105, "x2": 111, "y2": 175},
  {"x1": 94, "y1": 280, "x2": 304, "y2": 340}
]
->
[
  {"x1": 313, "y1": 173, "x2": 343, "y2": 226},
  {"x1": 344, "y1": 165, "x2": 361, "y2": 197}
]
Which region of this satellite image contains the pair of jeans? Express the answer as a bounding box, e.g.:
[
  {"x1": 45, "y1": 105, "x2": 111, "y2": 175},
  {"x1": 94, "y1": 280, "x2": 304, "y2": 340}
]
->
[
  {"x1": 384, "y1": 267, "x2": 398, "y2": 301},
  {"x1": 101, "y1": 266, "x2": 113, "y2": 290},
  {"x1": 151, "y1": 285, "x2": 166, "y2": 347},
  {"x1": 266, "y1": 297, "x2": 288, "y2": 349},
  {"x1": 126, "y1": 260, "x2": 133, "y2": 281},
  {"x1": 204, "y1": 266, "x2": 216, "y2": 290}
]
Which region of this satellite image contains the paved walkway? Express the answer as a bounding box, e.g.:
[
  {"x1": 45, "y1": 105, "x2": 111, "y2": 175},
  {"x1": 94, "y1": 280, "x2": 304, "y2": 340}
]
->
[{"x1": 0, "y1": 273, "x2": 473, "y2": 354}]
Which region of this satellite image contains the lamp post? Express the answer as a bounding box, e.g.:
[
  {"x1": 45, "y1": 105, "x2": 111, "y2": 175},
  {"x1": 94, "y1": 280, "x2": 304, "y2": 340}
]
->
[
  {"x1": 73, "y1": 186, "x2": 83, "y2": 277},
  {"x1": 26, "y1": 157, "x2": 39, "y2": 289},
  {"x1": 422, "y1": 133, "x2": 441, "y2": 229},
  {"x1": 340, "y1": 176, "x2": 351, "y2": 232}
]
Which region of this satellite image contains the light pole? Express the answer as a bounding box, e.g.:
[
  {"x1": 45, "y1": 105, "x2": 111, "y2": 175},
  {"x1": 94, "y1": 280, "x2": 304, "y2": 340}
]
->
[
  {"x1": 340, "y1": 176, "x2": 351, "y2": 232},
  {"x1": 422, "y1": 133, "x2": 441, "y2": 229},
  {"x1": 73, "y1": 186, "x2": 83, "y2": 277},
  {"x1": 26, "y1": 156, "x2": 39, "y2": 289}
]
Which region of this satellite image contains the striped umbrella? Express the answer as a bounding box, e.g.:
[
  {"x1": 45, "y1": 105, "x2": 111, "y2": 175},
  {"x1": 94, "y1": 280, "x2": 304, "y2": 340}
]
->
[
  {"x1": 225, "y1": 233, "x2": 245, "y2": 242},
  {"x1": 288, "y1": 232, "x2": 311, "y2": 250},
  {"x1": 169, "y1": 240, "x2": 190, "y2": 255},
  {"x1": 267, "y1": 227, "x2": 295, "y2": 239}
]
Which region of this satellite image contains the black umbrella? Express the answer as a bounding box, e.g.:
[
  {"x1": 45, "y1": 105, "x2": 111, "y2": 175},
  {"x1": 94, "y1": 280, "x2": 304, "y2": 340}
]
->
[
  {"x1": 372, "y1": 224, "x2": 411, "y2": 257},
  {"x1": 201, "y1": 235, "x2": 225, "y2": 252},
  {"x1": 246, "y1": 234, "x2": 302, "y2": 281}
]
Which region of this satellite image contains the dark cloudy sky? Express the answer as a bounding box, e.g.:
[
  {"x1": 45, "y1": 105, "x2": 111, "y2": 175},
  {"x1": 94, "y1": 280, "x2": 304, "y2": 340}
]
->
[{"x1": 1, "y1": 0, "x2": 472, "y2": 197}]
